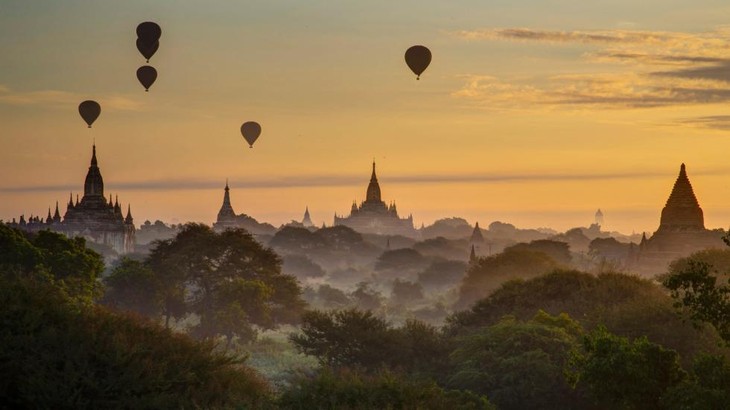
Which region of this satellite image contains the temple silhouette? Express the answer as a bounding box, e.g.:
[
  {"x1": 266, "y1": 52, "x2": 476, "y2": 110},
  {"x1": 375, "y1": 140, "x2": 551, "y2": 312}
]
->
[
  {"x1": 334, "y1": 162, "x2": 416, "y2": 237},
  {"x1": 630, "y1": 163, "x2": 724, "y2": 274},
  {"x1": 8, "y1": 145, "x2": 135, "y2": 255},
  {"x1": 213, "y1": 181, "x2": 276, "y2": 236}
]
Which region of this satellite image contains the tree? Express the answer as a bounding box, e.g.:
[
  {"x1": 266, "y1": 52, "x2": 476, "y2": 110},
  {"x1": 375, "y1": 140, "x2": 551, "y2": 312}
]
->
[
  {"x1": 290, "y1": 309, "x2": 452, "y2": 378},
  {"x1": 663, "y1": 259, "x2": 730, "y2": 341},
  {"x1": 0, "y1": 274, "x2": 271, "y2": 408},
  {"x1": 278, "y1": 367, "x2": 494, "y2": 410},
  {"x1": 567, "y1": 327, "x2": 686, "y2": 410},
  {"x1": 455, "y1": 248, "x2": 559, "y2": 309},
  {"x1": 317, "y1": 284, "x2": 351, "y2": 309},
  {"x1": 351, "y1": 282, "x2": 384, "y2": 311},
  {"x1": 103, "y1": 257, "x2": 160, "y2": 317},
  {"x1": 0, "y1": 224, "x2": 103, "y2": 303},
  {"x1": 448, "y1": 311, "x2": 587, "y2": 410},
  {"x1": 375, "y1": 248, "x2": 429, "y2": 274},
  {"x1": 148, "y1": 224, "x2": 306, "y2": 345},
  {"x1": 662, "y1": 354, "x2": 730, "y2": 409},
  {"x1": 417, "y1": 260, "x2": 467, "y2": 291},
  {"x1": 505, "y1": 239, "x2": 572, "y2": 265},
  {"x1": 281, "y1": 254, "x2": 326, "y2": 279},
  {"x1": 391, "y1": 279, "x2": 424, "y2": 303}
]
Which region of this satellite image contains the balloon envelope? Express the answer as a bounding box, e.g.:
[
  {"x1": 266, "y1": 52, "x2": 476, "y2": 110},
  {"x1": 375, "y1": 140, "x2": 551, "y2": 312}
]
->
[
  {"x1": 240, "y1": 121, "x2": 262, "y2": 148},
  {"x1": 136, "y1": 66, "x2": 158, "y2": 91},
  {"x1": 136, "y1": 22, "x2": 162, "y2": 42},
  {"x1": 136, "y1": 38, "x2": 159, "y2": 62},
  {"x1": 78, "y1": 100, "x2": 101, "y2": 128},
  {"x1": 404, "y1": 45, "x2": 432, "y2": 80}
]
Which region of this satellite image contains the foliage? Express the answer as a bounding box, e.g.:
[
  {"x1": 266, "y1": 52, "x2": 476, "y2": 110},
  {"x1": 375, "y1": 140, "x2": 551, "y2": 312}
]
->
[
  {"x1": 282, "y1": 254, "x2": 326, "y2": 279},
  {"x1": 0, "y1": 223, "x2": 104, "y2": 303},
  {"x1": 448, "y1": 311, "x2": 588, "y2": 410},
  {"x1": 390, "y1": 279, "x2": 424, "y2": 303},
  {"x1": 147, "y1": 224, "x2": 306, "y2": 345},
  {"x1": 317, "y1": 284, "x2": 352, "y2": 309},
  {"x1": 278, "y1": 367, "x2": 494, "y2": 410},
  {"x1": 567, "y1": 327, "x2": 686, "y2": 410},
  {"x1": 290, "y1": 309, "x2": 452, "y2": 379},
  {"x1": 103, "y1": 257, "x2": 161, "y2": 317},
  {"x1": 456, "y1": 248, "x2": 560, "y2": 309},
  {"x1": 505, "y1": 239, "x2": 572, "y2": 265},
  {"x1": 417, "y1": 259, "x2": 467, "y2": 290},
  {"x1": 448, "y1": 270, "x2": 727, "y2": 362},
  {"x1": 661, "y1": 354, "x2": 730, "y2": 409},
  {"x1": 0, "y1": 274, "x2": 272, "y2": 409},
  {"x1": 350, "y1": 282, "x2": 384, "y2": 311},
  {"x1": 663, "y1": 258, "x2": 730, "y2": 341},
  {"x1": 375, "y1": 248, "x2": 429, "y2": 273}
]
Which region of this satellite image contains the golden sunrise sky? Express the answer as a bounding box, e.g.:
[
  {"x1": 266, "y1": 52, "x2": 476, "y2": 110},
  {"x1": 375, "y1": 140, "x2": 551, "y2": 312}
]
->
[{"x1": 2, "y1": 0, "x2": 730, "y2": 234}]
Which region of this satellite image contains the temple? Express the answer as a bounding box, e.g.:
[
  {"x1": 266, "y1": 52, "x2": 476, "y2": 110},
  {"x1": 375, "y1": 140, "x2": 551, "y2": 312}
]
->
[
  {"x1": 631, "y1": 164, "x2": 724, "y2": 274},
  {"x1": 212, "y1": 181, "x2": 276, "y2": 236},
  {"x1": 334, "y1": 162, "x2": 416, "y2": 237},
  {"x1": 8, "y1": 145, "x2": 135, "y2": 255}
]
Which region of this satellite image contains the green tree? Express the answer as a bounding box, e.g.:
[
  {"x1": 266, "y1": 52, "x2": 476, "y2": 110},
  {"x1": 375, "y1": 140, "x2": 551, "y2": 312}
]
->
[
  {"x1": 0, "y1": 224, "x2": 103, "y2": 303},
  {"x1": 449, "y1": 311, "x2": 587, "y2": 410},
  {"x1": 662, "y1": 354, "x2": 730, "y2": 409},
  {"x1": 455, "y1": 249, "x2": 560, "y2": 309},
  {"x1": 103, "y1": 257, "x2": 160, "y2": 317},
  {"x1": 568, "y1": 327, "x2": 686, "y2": 410},
  {"x1": 148, "y1": 224, "x2": 306, "y2": 344},
  {"x1": 663, "y1": 259, "x2": 730, "y2": 341},
  {"x1": 0, "y1": 274, "x2": 271, "y2": 409},
  {"x1": 390, "y1": 279, "x2": 424, "y2": 303},
  {"x1": 278, "y1": 367, "x2": 494, "y2": 410}
]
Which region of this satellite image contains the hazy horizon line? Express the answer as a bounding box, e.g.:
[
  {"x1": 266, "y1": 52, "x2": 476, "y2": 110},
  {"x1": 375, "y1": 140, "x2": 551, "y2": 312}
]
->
[{"x1": 0, "y1": 167, "x2": 723, "y2": 193}]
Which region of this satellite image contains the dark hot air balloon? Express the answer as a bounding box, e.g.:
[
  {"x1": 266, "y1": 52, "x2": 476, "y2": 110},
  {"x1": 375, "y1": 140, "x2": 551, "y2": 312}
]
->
[
  {"x1": 78, "y1": 100, "x2": 101, "y2": 128},
  {"x1": 136, "y1": 38, "x2": 159, "y2": 62},
  {"x1": 404, "y1": 45, "x2": 432, "y2": 80},
  {"x1": 136, "y1": 22, "x2": 162, "y2": 43},
  {"x1": 240, "y1": 121, "x2": 261, "y2": 148},
  {"x1": 136, "y1": 66, "x2": 158, "y2": 91}
]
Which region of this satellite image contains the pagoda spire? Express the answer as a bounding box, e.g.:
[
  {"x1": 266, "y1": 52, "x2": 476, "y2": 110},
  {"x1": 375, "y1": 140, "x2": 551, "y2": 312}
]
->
[
  {"x1": 365, "y1": 161, "x2": 382, "y2": 203},
  {"x1": 125, "y1": 205, "x2": 134, "y2": 224},
  {"x1": 469, "y1": 244, "x2": 477, "y2": 264},
  {"x1": 83, "y1": 144, "x2": 104, "y2": 197},
  {"x1": 217, "y1": 180, "x2": 235, "y2": 220},
  {"x1": 53, "y1": 201, "x2": 61, "y2": 222},
  {"x1": 659, "y1": 163, "x2": 704, "y2": 231},
  {"x1": 471, "y1": 222, "x2": 485, "y2": 243}
]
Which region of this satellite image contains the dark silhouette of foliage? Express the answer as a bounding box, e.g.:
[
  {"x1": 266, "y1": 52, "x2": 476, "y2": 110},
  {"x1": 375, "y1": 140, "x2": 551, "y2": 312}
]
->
[
  {"x1": 350, "y1": 282, "x2": 384, "y2": 311},
  {"x1": 505, "y1": 239, "x2": 572, "y2": 265},
  {"x1": 663, "y1": 259, "x2": 730, "y2": 341},
  {"x1": 375, "y1": 248, "x2": 428, "y2": 273},
  {"x1": 148, "y1": 224, "x2": 306, "y2": 346},
  {"x1": 661, "y1": 354, "x2": 730, "y2": 409},
  {"x1": 448, "y1": 311, "x2": 589, "y2": 410},
  {"x1": 390, "y1": 279, "x2": 424, "y2": 303},
  {"x1": 0, "y1": 275, "x2": 271, "y2": 409},
  {"x1": 417, "y1": 259, "x2": 467, "y2": 290},
  {"x1": 103, "y1": 257, "x2": 160, "y2": 317},
  {"x1": 282, "y1": 254, "x2": 326, "y2": 279},
  {"x1": 278, "y1": 367, "x2": 494, "y2": 410},
  {"x1": 567, "y1": 327, "x2": 686, "y2": 410},
  {"x1": 456, "y1": 248, "x2": 559, "y2": 309},
  {"x1": 0, "y1": 223, "x2": 104, "y2": 303},
  {"x1": 449, "y1": 270, "x2": 727, "y2": 362},
  {"x1": 290, "y1": 309, "x2": 452, "y2": 379}
]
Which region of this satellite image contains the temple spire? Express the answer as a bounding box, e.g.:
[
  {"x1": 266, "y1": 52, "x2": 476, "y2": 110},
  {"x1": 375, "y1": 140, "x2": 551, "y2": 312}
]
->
[
  {"x1": 217, "y1": 181, "x2": 235, "y2": 219},
  {"x1": 659, "y1": 163, "x2": 704, "y2": 231},
  {"x1": 365, "y1": 161, "x2": 382, "y2": 203},
  {"x1": 125, "y1": 205, "x2": 134, "y2": 224},
  {"x1": 91, "y1": 144, "x2": 97, "y2": 166}
]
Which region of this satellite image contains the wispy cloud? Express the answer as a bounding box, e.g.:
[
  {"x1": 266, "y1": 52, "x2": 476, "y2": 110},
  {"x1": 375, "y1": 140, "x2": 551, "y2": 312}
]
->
[
  {"x1": 0, "y1": 85, "x2": 144, "y2": 111},
  {"x1": 676, "y1": 115, "x2": 730, "y2": 131},
  {"x1": 2, "y1": 168, "x2": 728, "y2": 193},
  {"x1": 449, "y1": 28, "x2": 730, "y2": 112}
]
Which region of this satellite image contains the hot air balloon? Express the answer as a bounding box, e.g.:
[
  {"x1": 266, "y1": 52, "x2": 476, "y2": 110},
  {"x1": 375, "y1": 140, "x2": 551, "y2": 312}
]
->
[
  {"x1": 136, "y1": 66, "x2": 158, "y2": 91},
  {"x1": 136, "y1": 38, "x2": 159, "y2": 62},
  {"x1": 136, "y1": 22, "x2": 162, "y2": 43},
  {"x1": 240, "y1": 121, "x2": 261, "y2": 148},
  {"x1": 78, "y1": 100, "x2": 101, "y2": 128},
  {"x1": 404, "y1": 45, "x2": 432, "y2": 80}
]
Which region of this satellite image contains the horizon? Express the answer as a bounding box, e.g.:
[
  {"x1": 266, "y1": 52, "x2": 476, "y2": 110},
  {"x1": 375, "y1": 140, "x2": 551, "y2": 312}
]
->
[{"x1": 2, "y1": 1, "x2": 730, "y2": 235}]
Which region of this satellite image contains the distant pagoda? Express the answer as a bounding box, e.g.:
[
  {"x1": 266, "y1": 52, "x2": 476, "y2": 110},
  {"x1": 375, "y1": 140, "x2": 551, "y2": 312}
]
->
[
  {"x1": 632, "y1": 163, "x2": 724, "y2": 275},
  {"x1": 334, "y1": 162, "x2": 416, "y2": 237},
  {"x1": 8, "y1": 145, "x2": 135, "y2": 255}
]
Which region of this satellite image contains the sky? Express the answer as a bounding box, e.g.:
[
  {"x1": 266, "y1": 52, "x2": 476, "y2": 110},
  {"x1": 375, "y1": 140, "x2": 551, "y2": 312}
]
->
[{"x1": 2, "y1": 0, "x2": 730, "y2": 234}]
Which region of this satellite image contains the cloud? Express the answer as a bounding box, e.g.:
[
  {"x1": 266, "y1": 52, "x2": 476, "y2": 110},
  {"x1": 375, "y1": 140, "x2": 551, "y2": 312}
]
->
[
  {"x1": 0, "y1": 85, "x2": 144, "y2": 111},
  {"x1": 449, "y1": 27, "x2": 730, "y2": 110},
  {"x1": 3, "y1": 168, "x2": 728, "y2": 194},
  {"x1": 676, "y1": 115, "x2": 730, "y2": 131}
]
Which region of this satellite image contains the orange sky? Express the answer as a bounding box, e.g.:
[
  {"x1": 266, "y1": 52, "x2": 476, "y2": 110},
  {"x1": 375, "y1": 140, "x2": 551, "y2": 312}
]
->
[{"x1": 2, "y1": 1, "x2": 730, "y2": 234}]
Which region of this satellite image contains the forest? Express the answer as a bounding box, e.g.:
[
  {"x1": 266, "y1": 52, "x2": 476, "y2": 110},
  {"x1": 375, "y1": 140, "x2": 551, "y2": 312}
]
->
[{"x1": 2, "y1": 221, "x2": 730, "y2": 409}]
